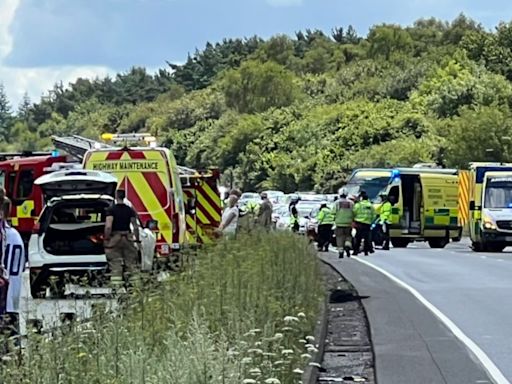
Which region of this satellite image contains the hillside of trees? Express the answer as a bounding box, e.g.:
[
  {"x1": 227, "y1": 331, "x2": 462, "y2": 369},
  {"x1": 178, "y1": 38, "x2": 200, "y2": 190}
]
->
[{"x1": 1, "y1": 14, "x2": 512, "y2": 192}]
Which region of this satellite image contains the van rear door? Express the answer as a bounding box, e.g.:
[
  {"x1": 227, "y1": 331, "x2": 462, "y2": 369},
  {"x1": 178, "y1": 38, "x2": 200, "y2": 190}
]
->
[{"x1": 420, "y1": 174, "x2": 459, "y2": 233}]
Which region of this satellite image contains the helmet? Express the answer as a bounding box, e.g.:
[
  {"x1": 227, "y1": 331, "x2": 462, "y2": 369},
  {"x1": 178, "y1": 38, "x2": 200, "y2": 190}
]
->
[
  {"x1": 379, "y1": 191, "x2": 388, "y2": 197},
  {"x1": 338, "y1": 187, "x2": 348, "y2": 197}
]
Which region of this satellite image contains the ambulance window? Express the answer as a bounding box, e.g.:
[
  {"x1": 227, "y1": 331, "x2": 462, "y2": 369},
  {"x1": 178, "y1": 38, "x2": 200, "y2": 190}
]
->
[
  {"x1": 389, "y1": 186, "x2": 400, "y2": 203},
  {"x1": 18, "y1": 170, "x2": 34, "y2": 198},
  {"x1": 7, "y1": 172, "x2": 16, "y2": 197}
]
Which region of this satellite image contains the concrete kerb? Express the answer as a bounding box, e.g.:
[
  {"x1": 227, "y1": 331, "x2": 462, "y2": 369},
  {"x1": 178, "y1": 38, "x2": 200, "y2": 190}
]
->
[
  {"x1": 302, "y1": 291, "x2": 329, "y2": 384},
  {"x1": 316, "y1": 254, "x2": 378, "y2": 384}
]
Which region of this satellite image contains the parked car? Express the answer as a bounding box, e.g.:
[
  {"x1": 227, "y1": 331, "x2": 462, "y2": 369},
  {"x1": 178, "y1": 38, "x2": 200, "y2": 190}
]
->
[
  {"x1": 239, "y1": 192, "x2": 260, "y2": 209},
  {"x1": 262, "y1": 190, "x2": 285, "y2": 204},
  {"x1": 28, "y1": 169, "x2": 156, "y2": 298}
]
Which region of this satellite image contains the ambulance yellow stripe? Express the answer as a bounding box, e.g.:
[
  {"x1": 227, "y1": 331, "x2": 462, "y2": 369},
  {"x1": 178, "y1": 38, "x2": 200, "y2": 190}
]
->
[{"x1": 458, "y1": 171, "x2": 470, "y2": 227}]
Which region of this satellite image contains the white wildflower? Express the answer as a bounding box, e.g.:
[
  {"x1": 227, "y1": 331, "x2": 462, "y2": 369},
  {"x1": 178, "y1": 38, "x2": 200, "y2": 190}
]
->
[
  {"x1": 309, "y1": 362, "x2": 321, "y2": 368},
  {"x1": 297, "y1": 312, "x2": 306, "y2": 318},
  {"x1": 273, "y1": 332, "x2": 284, "y2": 339},
  {"x1": 293, "y1": 368, "x2": 304, "y2": 374},
  {"x1": 244, "y1": 330, "x2": 257, "y2": 337},
  {"x1": 281, "y1": 349, "x2": 294, "y2": 355},
  {"x1": 281, "y1": 326, "x2": 294, "y2": 332},
  {"x1": 241, "y1": 357, "x2": 253, "y2": 364},
  {"x1": 227, "y1": 349, "x2": 239, "y2": 356},
  {"x1": 284, "y1": 316, "x2": 300, "y2": 323},
  {"x1": 255, "y1": 341, "x2": 262, "y2": 346},
  {"x1": 299, "y1": 339, "x2": 307, "y2": 344},
  {"x1": 307, "y1": 346, "x2": 319, "y2": 353},
  {"x1": 305, "y1": 335, "x2": 315, "y2": 342},
  {"x1": 242, "y1": 379, "x2": 257, "y2": 384},
  {"x1": 248, "y1": 348, "x2": 263, "y2": 355},
  {"x1": 263, "y1": 352, "x2": 277, "y2": 357},
  {"x1": 301, "y1": 353, "x2": 312, "y2": 359},
  {"x1": 274, "y1": 360, "x2": 285, "y2": 365},
  {"x1": 251, "y1": 328, "x2": 262, "y2": 333},
  {"x1": 264, "y1": 378, "x2": 281, "y2": 384},
  {"x1": 305, "y1": 344, "x2": 314, "y2": 349},
  {"x1": 249, "y1": 368, "x2": 262, "y2": 376}
]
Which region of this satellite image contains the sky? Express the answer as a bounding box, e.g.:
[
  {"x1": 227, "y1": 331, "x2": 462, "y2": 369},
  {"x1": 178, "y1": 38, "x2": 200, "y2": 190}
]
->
[{"x1": 1, "y1": 0, "x2": 512, "y2": 107}]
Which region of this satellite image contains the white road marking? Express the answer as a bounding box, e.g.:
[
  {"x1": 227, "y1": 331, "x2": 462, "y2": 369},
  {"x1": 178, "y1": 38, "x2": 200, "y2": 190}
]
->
[{"x1": 353, "y1": 257, "x2": 510, "y2": 384}]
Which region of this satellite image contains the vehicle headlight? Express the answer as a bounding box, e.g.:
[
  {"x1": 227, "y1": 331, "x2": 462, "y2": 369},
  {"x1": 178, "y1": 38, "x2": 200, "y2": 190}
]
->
[{"x1": 483, "y1": 219, "x2": 497, "y2": 230}]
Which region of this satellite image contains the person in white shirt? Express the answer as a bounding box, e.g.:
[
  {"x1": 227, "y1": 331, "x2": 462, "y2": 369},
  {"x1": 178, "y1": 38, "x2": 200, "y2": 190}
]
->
[
  {"x1": 0, "y1": 222, "x2": 25, "y2": 335},
  {"x1": 217, "y1": 194, "x2": 240, "y2": 238}
]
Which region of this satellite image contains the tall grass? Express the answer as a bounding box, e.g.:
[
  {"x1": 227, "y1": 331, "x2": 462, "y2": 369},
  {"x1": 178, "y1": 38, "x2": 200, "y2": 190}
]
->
[{"x1": 1, "y1": 231, "x2": 323, "y2": 384}]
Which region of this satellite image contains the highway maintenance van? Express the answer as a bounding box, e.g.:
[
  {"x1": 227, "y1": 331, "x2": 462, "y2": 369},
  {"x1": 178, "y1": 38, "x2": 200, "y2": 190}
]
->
[
  {"x1": 82, "y1": 133, "x2": 187, "y2": 259},
  {"x1": 461, "y1": 163, "x2": 512, "y2": 252},
  {"x1": 346, "y1": 167, "x2": 461, "y2": 248}
]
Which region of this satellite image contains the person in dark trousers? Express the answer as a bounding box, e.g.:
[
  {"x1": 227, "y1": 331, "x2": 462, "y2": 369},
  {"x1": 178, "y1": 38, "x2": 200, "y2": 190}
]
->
[
  {"x1": 257, "y1": 192, "x2": 273, "y2": 230},
  {"x1": 378, "y1": 193, "x2": 393, "y2": 250},
  {"x1": 316, "y1": 203, "x2": 334, "y2": 252},
  {"x1": 353, "y1": 191, "x2": 375, "y2": 256},
  {"x1": 104, "y1": 190, "x2": 140, "y2": 289}
]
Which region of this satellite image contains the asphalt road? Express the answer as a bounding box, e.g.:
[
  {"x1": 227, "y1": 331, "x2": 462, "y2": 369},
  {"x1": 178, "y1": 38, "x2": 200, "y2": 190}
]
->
[{"x1": 322, "y1": 239, "x2": 512, "y2": 384}]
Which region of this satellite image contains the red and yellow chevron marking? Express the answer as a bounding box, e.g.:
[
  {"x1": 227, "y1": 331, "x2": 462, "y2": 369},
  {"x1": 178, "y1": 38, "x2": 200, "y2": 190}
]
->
[
  {"x1": 183, "y1": 176, "x2": 221, "y2": 244},
  {"x1": 458, "y1": 170, "x2": 470, "y2": 227},
  {"x1": 83, "y1": 149, "x2": 178, "y2": 251}
]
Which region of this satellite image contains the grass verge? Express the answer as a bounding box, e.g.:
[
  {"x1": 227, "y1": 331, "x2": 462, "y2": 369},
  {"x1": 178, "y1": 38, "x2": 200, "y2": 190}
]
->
[{"x1": 1, "y1": 231, "x2": 323, "y2": 384}]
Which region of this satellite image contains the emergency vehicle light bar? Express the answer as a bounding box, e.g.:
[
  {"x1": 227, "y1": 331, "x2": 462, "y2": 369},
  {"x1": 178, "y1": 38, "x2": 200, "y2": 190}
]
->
[{"x1": 101, "y1": 133, "x2": 157, "y2": 144}]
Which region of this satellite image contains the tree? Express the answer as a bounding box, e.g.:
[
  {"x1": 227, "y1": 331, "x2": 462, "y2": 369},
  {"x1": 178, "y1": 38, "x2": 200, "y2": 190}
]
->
[
  {"x1": 443, "y1": 106, "x2": 512, "y2": 167},
  {"x1": 220, "y1": 60, "x2": 301, "y2": 114},
  {"x1": 0, "y1": 84, "x2": 13, "y2": 140},
  {"x1": 368, "y1": 25, "x2": 413, "y2": 60},
  {"x1": 17, "y1": 92, "x2": 31, "y2": 120}
]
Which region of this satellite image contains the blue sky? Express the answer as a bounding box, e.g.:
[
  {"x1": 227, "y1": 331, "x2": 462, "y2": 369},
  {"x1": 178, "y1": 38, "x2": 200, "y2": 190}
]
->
[{"x1": 1, "y1": 0, "x2": 512, "y2": 105}]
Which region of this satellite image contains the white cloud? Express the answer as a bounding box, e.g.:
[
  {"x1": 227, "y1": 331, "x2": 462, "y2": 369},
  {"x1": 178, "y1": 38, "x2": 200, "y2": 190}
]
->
[
  {"x1": 0, "y1": 0, "x2": 115, "y2": 107},
  {"x1": 266, "y1": 0, "x2": 303, "y2": 7},
  {"x1": 0, "y1": 65, "x2": 115, "y2": 107},
  {"x1": 0, "y1": 0, "x2": 19, "y2": 58}
]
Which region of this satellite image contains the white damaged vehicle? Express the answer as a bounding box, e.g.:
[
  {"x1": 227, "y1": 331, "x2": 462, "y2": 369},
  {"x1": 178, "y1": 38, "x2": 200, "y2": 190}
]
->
[{"x1": 28, "y1": 169, "x2": 156, "y2": 298}]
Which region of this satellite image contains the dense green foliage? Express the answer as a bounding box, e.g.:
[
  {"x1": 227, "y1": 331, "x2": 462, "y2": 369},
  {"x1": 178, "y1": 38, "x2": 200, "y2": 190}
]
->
[
  {"x1": 2, "y1": 233, "x2": 323, "y2": 384},
  {"x1": 4, "y1": 15, "x2": 512, "y2": 191}
]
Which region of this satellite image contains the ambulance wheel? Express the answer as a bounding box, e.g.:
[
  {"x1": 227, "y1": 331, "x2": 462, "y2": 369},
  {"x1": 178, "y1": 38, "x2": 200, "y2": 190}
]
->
[
  {"x1": 485, "y1": 243, "x2": 506, "y2": 253},
  {"x1": 428, "y1": 238, "x2": 449, "y2": 249},
  {"x1": 471, "y1": 242, "x2": 483, "y2": 252},
  {"x1": 391, "y1": 238, "x2": 410, "y2": 248}
]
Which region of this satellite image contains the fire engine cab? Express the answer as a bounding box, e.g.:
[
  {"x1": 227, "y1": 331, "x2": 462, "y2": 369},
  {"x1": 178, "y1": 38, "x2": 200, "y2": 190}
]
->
[{"x1": 0, "y1": 152, "x2": 76, "y2": 244}]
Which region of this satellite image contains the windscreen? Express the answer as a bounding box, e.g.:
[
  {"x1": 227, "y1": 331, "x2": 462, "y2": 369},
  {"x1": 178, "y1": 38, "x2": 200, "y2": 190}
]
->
[
  {"x1": 484, "y1": 178, "x2": 512, "y2": 208},
  {"x1": 345, "y1": 172, "x2": 391, "y2": 201}
]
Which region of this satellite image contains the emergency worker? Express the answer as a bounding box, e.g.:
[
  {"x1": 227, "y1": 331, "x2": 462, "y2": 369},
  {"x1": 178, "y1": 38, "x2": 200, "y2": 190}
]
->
[
  {"x1": 290, "y1": 208, "x2": 300, "y2": 232},
  {"x1": 353, "y1": 191, "x2": 375, "y2": 256},
  {"x1": 104, "y1": 189, "x2": 140, "y2": 289},
  {"x1": 0, "y1": 188, "x2": 11, "y2": 221},
  {"x1": 379, "y1": 193, "x2": 393, "y2": 251},
  {"x1": 316, "y1": 203, "x2": 334, "y2": 252},
  {"x1": 334, "y1": 188, "x2": 354, "y2": 258},
  {"x1": 258, "y1": 192, "x2": 273, "y2": 230}
]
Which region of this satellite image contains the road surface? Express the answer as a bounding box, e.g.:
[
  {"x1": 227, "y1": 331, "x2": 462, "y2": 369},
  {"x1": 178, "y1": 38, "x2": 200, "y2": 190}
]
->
[{"x1": 322, "y1": 239, "x2": 512, "y2": 384}]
